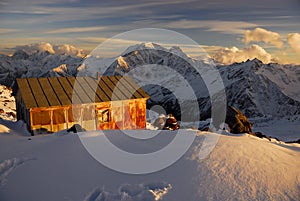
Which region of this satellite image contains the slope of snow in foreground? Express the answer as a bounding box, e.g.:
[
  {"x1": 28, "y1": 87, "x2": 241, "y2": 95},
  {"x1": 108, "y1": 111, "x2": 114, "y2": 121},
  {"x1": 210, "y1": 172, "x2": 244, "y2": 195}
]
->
[{"x1": 0, "y1": 124, "x2": 299, "y2": 201}]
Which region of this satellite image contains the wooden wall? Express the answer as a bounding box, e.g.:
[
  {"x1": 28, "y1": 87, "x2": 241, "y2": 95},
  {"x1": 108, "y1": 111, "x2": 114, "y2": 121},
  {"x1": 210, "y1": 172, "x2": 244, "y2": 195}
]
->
[{"x1": 21, "y1": 98, "x2": 147, "y2": 135}]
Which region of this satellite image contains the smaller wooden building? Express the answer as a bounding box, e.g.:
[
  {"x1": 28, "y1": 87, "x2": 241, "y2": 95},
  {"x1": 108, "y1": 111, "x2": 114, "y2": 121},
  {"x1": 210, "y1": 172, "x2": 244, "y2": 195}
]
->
[{"x1": 14, "y1": 76, "x2": 149, "y2": 135}]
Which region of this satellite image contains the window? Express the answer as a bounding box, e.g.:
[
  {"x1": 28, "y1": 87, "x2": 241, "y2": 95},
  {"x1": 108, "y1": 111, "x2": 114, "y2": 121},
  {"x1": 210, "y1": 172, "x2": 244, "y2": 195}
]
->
[
  {"x1": 97, "y1": 108, "x2": 110, "y2": 123},
  {"x1": 32, "y1": 110, "x2": 51, "y2": 125},
  {"x1": 53, "y1": 109, "x2": 65, "y2": 124},
  {"x1": 68, "y1": 106, "x2": 81, "y2": 122},
  {"x1": 82, "y1": 105, "x2": 95, "y2": 121}
]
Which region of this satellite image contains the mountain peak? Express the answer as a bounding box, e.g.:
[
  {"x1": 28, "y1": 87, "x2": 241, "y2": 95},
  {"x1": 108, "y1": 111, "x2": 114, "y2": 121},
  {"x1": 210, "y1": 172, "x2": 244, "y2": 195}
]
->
[
  {"x1": 121, "y1": 42, "x2": 167, "y2": 56},
  {"x1": 169, "y1": 46, "x2": 190, "y2": 59},
  {"x1": 12, "y1": 42, "x2": 85, "y2": 58}
]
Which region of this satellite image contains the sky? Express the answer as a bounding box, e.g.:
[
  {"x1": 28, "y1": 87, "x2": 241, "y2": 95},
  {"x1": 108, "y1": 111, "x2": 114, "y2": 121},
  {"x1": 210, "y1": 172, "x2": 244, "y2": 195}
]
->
[{"x1": 1, "y1": 0, "x2": 300, "y2": 64}]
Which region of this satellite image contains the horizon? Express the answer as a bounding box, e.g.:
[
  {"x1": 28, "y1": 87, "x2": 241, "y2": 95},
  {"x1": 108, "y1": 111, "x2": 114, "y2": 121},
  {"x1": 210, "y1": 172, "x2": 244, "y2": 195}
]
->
[
  {"x1": 1, "y1": 0, "x2": 300, "y2": 64},
  {"x1": 3, "y1": 41, "x2": 300, "y2": 66}
]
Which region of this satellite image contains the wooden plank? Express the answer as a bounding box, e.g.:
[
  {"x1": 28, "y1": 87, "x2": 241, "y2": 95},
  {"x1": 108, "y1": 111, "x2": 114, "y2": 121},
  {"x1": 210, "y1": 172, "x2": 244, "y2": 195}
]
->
[
  {"x1": 56, "y1": 77, "x2": 82, "y2": 105},
  {"x1": 97, "y1": 77, "x2": 115, "y2": 101},
  {"x1": 67, "y1": 77, "x2": 92, "y2": 104},
  {"x1": 93, "y1": 78, "x2": 111, "y2": 102},
  {"x1": 102, "y1": 76, "x2": 125, "y2": 100},
  {"x1": 122, "y1": 76, "x2": 150, "y2": 99},
  {"x1": 76, "y1": 77, "x2": 97, "y2": 103},
  {"x1": 27, "y1": 78, "x2": 49, "y2": 107},
  {"x1": 83, "y1": 77, "x2": 104, "y2": 102},
  {"x1": 38, "y1": 78, "x2": 61, "y2": 106},
  {"x1": 108, "y1": 76, "x2": 132, "y2": 99},
  {"x1": 16, "y1": 79, "x2": 37, "y2": 108},
  {"x1": 114, "y1": 76, "x2": 143, "y2": 99},
  {"x1": 48, "y1": 77, "x2": 71, "y2": 106}
]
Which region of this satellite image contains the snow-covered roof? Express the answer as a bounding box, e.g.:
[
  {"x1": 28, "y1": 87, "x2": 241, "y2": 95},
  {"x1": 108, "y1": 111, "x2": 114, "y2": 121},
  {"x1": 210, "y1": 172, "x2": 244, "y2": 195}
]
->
[{"x1": 15, "y1": 76, "x2": 150, "y2": 108}]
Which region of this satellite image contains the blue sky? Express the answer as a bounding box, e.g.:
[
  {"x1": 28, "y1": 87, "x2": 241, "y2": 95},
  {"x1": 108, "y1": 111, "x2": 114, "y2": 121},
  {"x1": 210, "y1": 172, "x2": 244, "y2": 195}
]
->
[{"x1": 1, "y1": 0, "x2": 300, "y2": 63}]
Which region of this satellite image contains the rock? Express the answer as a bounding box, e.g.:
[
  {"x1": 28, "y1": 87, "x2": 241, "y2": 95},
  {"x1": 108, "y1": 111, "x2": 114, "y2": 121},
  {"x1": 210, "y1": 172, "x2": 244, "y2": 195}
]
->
[
  {"x1": 6, "y1": 111, "x2": 16, "y2": 119},
  {"x1": 201, "y1": 127, "x2": 209, "y2": 131},
  {"x1": 286, "y1": 139, "x2": 300, "y2": 144},
  {"x1": 225, "y1": 106, "x2": 252, "y2": 134},
  {"x1": 251, "y1": 132, "x2": 271, "y2": 141},
  {"x1": 153, "y1": 115, "x2": 166, "y2": 130},
  {"x1": 0, "y1": 109, "x2": 4, "y2": 114},
  {"x1": 67, "y1": 124, "x2": 85, "y2": 133},
  {"x1": 164, "y1": 114, "x2": 179, "y2": 130},
  {"x1": 152, "y1": 114, "x2": 179, "y2": 130}
]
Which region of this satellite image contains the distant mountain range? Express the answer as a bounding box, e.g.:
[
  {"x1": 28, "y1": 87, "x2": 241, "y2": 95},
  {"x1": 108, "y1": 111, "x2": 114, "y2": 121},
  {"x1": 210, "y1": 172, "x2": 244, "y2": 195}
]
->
[{"x1": 1, "y1": 43, "x2": 300, "y2": 119}]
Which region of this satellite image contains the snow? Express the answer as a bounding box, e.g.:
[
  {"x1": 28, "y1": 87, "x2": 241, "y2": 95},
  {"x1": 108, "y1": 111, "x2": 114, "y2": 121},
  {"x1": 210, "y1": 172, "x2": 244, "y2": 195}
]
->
[
  {"x1": 252, "y1": 116, "x2": 300, "y2": 141},
  {"x1": 83, "y1": 182, "x2": 172, "y2": 201},
  {"x1": 0, "y1": 42, "x2": 300, "y2": 200},
  {"x1": 14, "y1": 42, "x2": 86, "y2": 58},
  {"x1": 0, "y1": 121, "x2": 299, "y2": 200},
  {"x1": 1, "y1": 42, "x2": 300, "y2": 120},
  {"x1": 0, "y1": 85, "x2": 15, "y2": 121},
  {"x1": 78, "y1": 43, "x2": 300, "y2": 120}
]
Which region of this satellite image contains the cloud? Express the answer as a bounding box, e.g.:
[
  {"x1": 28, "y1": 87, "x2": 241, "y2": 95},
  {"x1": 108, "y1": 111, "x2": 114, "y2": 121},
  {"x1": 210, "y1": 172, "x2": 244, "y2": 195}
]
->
[
  {"x1": 14, "y1": 42, "x2": 85, "y2": 57},
  {"x1": 47, "y1": 26, "x2": 107, "y2": 34},
  {"x1": 53, "y1": 44, "x2": 86, "y2": 57},
  {"x1": 0, "y1": 28, "x2": 19, "y2": 34},
  {"x1": 166, "y1": 20, "x2": 258, "y2": 34},
  {"x1": 287, "y1": 33, "x2": 300, "y2": 54},
  {"x1": 211, "y1": 44, "x2": 272, "y2": 64},
  {"x1": 15, "y1": 42, "x2": 55, "y2": 54},
  {"x1": 244, "y1": 28, "x2": 284, "y2": 48}
]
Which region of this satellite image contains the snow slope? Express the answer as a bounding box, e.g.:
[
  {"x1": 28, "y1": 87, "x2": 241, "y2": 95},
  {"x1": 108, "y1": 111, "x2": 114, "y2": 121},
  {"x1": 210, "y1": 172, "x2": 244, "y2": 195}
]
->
[{"x1": 0, "y1": 125, "x2": 299, "y2": 201}]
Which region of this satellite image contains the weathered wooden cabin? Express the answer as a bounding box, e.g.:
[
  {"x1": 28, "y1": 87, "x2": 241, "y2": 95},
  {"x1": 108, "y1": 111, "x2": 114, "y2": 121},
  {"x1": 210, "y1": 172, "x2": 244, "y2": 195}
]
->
[{"x1": 14, "y1": 76, "x2": 149, "y2": 135}]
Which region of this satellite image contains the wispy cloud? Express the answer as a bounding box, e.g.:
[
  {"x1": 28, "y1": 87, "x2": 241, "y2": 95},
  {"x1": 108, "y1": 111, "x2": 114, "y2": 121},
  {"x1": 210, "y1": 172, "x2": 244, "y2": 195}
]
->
[
  {"x1": 0, "y1": 28, "x2": 19, "y2": 34},
  {"x1": 47, "y1": 26, "x2": 107, "y2": 34},
  {"x1": 166, "y1": 20, "x2": 258, "y2": 34}
]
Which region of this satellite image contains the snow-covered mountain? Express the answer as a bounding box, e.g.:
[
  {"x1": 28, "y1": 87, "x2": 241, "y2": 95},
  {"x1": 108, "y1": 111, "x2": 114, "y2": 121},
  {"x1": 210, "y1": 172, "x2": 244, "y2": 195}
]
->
[
  {"x1": 218, "y1": 59, "x2": 300, "y2": 117},
  {"x1": 1, "y1": 42, "x2": 300, "y2": 119},
  {"x1": 0, "y1": 43, "x2": 83, "y2": 86},
  {"x1": 79, "y1": 43, "x2": 300, "y2": 119}
]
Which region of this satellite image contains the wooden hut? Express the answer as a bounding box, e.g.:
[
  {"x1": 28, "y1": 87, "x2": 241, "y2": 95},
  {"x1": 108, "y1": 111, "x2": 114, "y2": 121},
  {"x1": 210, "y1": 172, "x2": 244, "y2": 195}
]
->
[{"x1": 14, "y1": 76, "x2": 150, "y2": 135}]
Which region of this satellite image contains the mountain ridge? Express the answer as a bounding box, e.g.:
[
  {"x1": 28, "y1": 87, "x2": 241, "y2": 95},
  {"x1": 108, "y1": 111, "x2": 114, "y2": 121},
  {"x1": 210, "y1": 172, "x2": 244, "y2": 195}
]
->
[{"x1": 1, "y1": 42, "x2": 300, "y2": 120}]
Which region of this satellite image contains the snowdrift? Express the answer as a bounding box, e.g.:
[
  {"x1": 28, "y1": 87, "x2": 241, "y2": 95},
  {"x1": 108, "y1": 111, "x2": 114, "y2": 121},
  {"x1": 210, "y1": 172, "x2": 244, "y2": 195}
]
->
[{"x1": 0, "y1": 128, "x2": 299, "y2": 201}]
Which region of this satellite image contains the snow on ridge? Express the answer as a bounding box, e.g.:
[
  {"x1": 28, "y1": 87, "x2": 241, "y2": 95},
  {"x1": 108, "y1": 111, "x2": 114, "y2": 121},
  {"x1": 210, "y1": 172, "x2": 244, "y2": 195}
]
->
[
  {"x1": 84, "y1": 182, "x2": 172, "y2": 201},
  {"x1": 13, "y1": 42, "x2": 86, "y2": 58},
  {"x1": 121, "y1": 42, "x2": 168, "y2": 56}
]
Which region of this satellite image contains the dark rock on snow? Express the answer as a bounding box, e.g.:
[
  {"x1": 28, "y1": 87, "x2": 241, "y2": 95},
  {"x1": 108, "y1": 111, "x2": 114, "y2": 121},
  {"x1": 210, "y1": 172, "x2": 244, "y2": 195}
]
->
[
  {"x1": 164, "y1": 114, "x2": 179, "y2": 130},
  {"x1": 225, "y1": 106, "x2": 252, "y2": 134},
  {"x1": 286, "y1": 139, "x2": 300, "y2": 144},
  {"x1": 67, "y1": 124, "x2": 86, "y2": 133},
  {"x1": 153, "y1": 114, "x2": 179, "y2": 130}
]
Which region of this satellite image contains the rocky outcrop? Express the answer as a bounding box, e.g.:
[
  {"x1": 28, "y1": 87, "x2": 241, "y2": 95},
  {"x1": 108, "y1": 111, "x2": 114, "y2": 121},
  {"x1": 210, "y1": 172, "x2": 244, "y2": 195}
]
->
[
  {"x1": 164, "y1": 114, "x2": 179, "y2": 130},
  {"x1": 152, "y1": 114, "x2": 179, "y2": 130},
  {"x1": 225, "y1": 106, "x2": 252, "y2": 134}
]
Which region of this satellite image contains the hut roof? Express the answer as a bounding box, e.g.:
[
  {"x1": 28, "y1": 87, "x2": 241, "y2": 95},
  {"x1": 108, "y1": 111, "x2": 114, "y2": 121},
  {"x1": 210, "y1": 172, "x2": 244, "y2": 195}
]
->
[{"x1": 16, "y1": 76, "x2": 150, "y2": 109}]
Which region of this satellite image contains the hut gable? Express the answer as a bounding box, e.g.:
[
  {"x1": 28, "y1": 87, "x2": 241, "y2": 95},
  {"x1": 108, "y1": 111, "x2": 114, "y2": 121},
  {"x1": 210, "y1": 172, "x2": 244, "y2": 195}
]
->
[{"x1": 15, "y1": 76, "x2": 149, "y2": 135}]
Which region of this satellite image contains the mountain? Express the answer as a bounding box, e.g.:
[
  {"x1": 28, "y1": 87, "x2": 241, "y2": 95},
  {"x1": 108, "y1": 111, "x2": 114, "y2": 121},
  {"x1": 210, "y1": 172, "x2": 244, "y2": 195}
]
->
[
  {"x1": 1, "y1": 42, "x2": 300, "y2": 120},
  {"x1": 0, "y1": 49, "x2": 82, "y2": 86},
  {"x1": 79, "y1": 43, "x2": 300, "y2": 120},
  {"x1": 218, "y1": 59, "x2": 300, "y2": 117}
]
